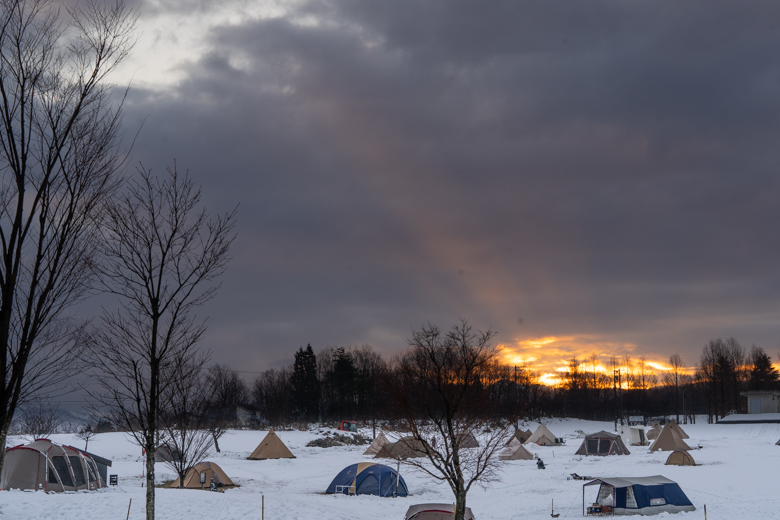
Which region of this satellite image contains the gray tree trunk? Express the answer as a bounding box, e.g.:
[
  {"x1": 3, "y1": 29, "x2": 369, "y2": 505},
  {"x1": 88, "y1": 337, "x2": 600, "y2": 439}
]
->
[
  {"x1": 146, "y1": 448, "x2": 155, "y2": 520},
  {"x1": 455, "y1": 490, "x2": 468, "y2": 520}
]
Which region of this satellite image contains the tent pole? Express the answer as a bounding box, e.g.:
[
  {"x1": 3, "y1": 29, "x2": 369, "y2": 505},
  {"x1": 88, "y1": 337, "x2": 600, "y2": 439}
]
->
[
  {"x1": 582, "y1": 484, "x2": 584, "y2": 516},
  {"x1": 612, "y1": 485, "x2": 615, "y2": 517},
  {"x1": 395, "y1": 460, "x2": 401, "y2": 497}
]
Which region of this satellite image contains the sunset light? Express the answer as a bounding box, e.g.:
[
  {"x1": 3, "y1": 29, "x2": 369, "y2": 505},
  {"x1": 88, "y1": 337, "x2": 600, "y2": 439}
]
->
[{"x1": 498, "y1": 335, "x2": 693, "y2": 387}]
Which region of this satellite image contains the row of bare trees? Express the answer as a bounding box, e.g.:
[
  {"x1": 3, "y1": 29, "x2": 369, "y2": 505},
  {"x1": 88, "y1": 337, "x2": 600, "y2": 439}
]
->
[{"x1": 0, "y1": 4, "x2": 238, "y2": 520}]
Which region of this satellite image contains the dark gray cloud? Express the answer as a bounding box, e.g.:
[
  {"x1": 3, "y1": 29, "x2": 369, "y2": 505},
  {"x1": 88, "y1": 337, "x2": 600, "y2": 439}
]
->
[{"x1": 114, "y1": 0, "x2": 780, "y2": 375}]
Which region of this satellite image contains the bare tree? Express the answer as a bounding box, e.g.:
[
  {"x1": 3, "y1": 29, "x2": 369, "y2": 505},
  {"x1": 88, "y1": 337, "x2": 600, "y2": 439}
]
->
[
  {"x1": 204, "y1": 363, "x2": 248, "y2": 452},
  {"x1": 664, "y1": 354, "x2": 684, "y2": 422},
  {"x1": 159, "y1": 366, "x2": 213, "y2": 488},
  {"x1": 0, "y1": 0, "x2": 136, "y2": 474},
  {"x1": 76, "y1": 423, "x2": 97, "y2": 451},
  {"x1": 87, "y1": 165, "x2": 235, "y2": 520},
  {"x1": 387, "y1": 320, "x2": 516, "y2": 520},
  {"x1": 19, "y1": 399, "x2": 61, "y2": 442}
]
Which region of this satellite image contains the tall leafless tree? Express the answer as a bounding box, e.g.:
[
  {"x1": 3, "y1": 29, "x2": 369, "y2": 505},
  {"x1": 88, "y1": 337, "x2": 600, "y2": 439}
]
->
[
  {"x1": 664, "y1": 354, "x2": 684, "y2": 422},
  {"x1": 204, "y1": 363, "x2": 248, "y2": 452},
  {"x1": 87, "y1": 165, "x2": 236, "y2": 520},
  {"x1": 0, "y1": 0, "x2": 136, "y2": 474},
  {"x1": 387, "y1": 320, "x2": 516, "y2": 520},
  {"x1": 159, "y1": 365, "x2": 214, "y2": 488}
]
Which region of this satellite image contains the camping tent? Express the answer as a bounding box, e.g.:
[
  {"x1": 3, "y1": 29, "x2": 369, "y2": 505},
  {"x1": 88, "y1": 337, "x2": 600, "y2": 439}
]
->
[
  {"x1": 647, "y1": 423, "x2": 662, "y2": 441},
  {"x1": 1, "y1": 439, "x2": 105, "y2": 492},
  {"x1": 665, "y1": 451, "x2": 696, "y2": 466},
  {"x1": 525, "y1": 424, "x2": 561, "y2": 446},
  {"x1": 649, "y1": 423, "x2": 692, "y2": 452},
  {"x1": 364, "y1": 432, "x2": 390, "y2": 456},
  {"x1": 155, "y1": 444, "x2": 181, "y2": 463},
  {"x1": 248, "y1": 428, "x2": 295, "y2": 459},
  {"x1": 583, "y1": 475, "x2": 695, "y2": 515},
  {"x1": 498, "y1": 438, "x2": 534, "y2": 460},
  {"x1": 405, "y1": 504, "x2": 475, "y2": 520},
  {"x1": 458, "y1": 432, "x2": 480, "y2": 448},
  {"x1": 374, "y1": 436, "x2": 427, "y2": 459},
  {"x1": 669, "y1": 420, "x2": 689, "y2": 439},
  {"x1": 575, "y1": 431, "x2": 630, "y2": 456},
  {"x1": 170, "y1": 461, "x2": 234, "y2": 489},
  {"x1": 84, "y1": 451, "x2": 112, "y2": 484},
  {"x1": 621, "y1": 426, "x2": 648, "y2": 446},
  {"x1": 506, "y1": 428, "x2": 533, "y2": 445},
  {"x1": 326, "y1": 462, "x2": 408, "y2": 497}
]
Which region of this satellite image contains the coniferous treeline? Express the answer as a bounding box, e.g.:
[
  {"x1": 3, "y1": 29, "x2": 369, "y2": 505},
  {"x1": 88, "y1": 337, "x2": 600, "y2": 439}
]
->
[{"x1": 210, "y1": 338, "x2": 779, "y2": 427}]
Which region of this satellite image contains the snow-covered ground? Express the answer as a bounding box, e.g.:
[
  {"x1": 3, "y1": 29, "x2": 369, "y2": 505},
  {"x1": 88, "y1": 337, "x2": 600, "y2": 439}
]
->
[{"x1": 2, "y1": 418, "x2": 778, "y2": 519}]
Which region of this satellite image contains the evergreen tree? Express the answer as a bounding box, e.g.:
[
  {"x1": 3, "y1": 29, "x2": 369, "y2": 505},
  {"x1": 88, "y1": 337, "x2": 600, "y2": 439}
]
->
[
  {"x1": 328, "y1": 347, "x2": 357, "y2": 417},
  {"x1": 291, "y1": 345, "x2": 320, "y2": 420},
  {"x1": 748, "y1": 346, "x2": 779, "y2": 390}
]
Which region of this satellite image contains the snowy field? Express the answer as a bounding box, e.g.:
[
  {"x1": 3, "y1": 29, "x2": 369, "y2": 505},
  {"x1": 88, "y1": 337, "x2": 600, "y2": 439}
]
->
[{"x1": 2, "y1": 418, "x2": 778, "y2": 519}]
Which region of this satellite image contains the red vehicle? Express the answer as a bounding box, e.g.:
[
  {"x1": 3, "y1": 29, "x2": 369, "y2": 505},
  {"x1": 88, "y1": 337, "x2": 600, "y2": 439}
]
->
[{"x1": 338, "y1": 420, "x2": 358, "y2": 432}]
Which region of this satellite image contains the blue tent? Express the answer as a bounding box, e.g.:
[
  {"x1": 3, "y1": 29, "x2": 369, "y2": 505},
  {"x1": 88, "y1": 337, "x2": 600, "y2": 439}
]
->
[
  {"x1": 583, "y1": 475, "x2": 695, "y2": 515},
  {"x1": 326, "y1": 462, "x2": 408, "y2": 497}
]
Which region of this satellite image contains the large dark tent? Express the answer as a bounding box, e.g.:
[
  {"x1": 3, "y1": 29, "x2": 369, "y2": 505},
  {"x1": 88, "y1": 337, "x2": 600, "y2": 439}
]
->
[
  {"x1": 326, "y1": 462, "x2": 408, "y2": 497},
  {"x1": 575, "y1": 431, "x2": 631, "y2": 456},
  {"x1": 583, "y1": 475, "x2": 695, "y2": 515},
  {"x1": 1, "y1": 439, "x2": 106, "y2": 492}
]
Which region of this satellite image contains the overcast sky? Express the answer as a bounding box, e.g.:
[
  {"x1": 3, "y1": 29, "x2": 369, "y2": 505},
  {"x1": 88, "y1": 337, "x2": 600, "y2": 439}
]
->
[{"x1": 97, "y1": 0, "x2": 780, "y2": 376}]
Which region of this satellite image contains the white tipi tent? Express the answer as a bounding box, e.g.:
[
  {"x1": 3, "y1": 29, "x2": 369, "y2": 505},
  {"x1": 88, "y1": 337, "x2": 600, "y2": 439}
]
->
[{"x1": 525, "y1": 424, "x2": 561, "y2": 446}]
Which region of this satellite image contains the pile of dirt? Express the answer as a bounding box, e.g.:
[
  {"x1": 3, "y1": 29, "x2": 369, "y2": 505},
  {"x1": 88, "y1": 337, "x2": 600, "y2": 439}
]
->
[{"x1": 306, "y1": 432, "x2": 370, "y2": 448}]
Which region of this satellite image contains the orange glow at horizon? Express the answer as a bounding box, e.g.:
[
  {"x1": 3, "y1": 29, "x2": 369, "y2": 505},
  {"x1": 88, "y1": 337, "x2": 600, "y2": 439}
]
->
[{"x1": 498, "y1": 335, "x2": 695, "y2": 387}]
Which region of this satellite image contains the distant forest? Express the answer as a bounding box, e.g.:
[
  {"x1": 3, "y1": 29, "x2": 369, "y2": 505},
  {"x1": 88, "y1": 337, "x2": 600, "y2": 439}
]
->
[{"x1": 229, "y1": 337, "x2": 779, "y2": 427}]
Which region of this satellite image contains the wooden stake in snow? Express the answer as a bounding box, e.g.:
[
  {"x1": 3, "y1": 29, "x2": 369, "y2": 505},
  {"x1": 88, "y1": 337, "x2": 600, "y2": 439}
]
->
[
  {"x1": 126, "y1": 499, "x2": 132, "y2": 520},
  {"x1": 262, "y1": 495, "x2": 264, "y2": 520}
]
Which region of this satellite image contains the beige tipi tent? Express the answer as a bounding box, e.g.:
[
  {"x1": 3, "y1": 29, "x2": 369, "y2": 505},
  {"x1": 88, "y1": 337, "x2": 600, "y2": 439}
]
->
[
  {"x1": 170, "y1": 461, "x2": 234, "y2": 488},
  {"x1": 647, "y1": 422, "x2": 662, "y2": 440},
  {"x1": 498, "y1": 438, "x2": 534, "y2": 460},
  {"x1": 665, "y1": 450, "x2": 696, "y2": 466},
  {"x1": 374, "y1": 436, "x2": 427, "y2": 459},
  {"x1": 458, "y1": 432, "x2": 480, "y2": 448},
  {"x1": 248, "y1": 428, "x2": 295, "y2": 459},
  {"x1": 649, "y1": 423, "x2": 692, "y2": 452},
  {"x1": 506, "y1": 428, "x2": 533, "y2": 445},
  {"x1": 525, "y1": 424, "x2": 561, "y2": 446},
  {"x1": 363, "y1": 432, "x2": 390, "y2": 456},
  {"x1": 669, "y1": 420, "x2": 690, "y2": 439}
]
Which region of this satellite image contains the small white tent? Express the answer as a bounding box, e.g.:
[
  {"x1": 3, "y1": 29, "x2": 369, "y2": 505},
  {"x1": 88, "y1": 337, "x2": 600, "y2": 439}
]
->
[
  {"x1": 525, "y1": 424, "x2": 561, "y2": 446},
  {"x1": 620, "y1": 426, "x2": 648, "y2": 446},
  {"x1": 498, "y1": 438, "x2": 534, "y2": 460}
]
